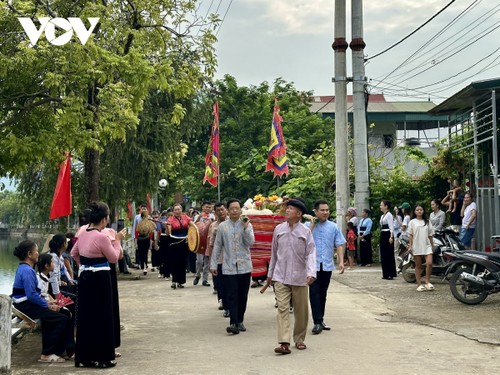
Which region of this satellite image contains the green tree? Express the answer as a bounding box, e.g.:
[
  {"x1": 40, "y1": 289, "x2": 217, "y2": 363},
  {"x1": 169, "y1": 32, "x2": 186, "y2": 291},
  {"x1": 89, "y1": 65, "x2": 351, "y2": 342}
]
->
[
  {"x1": 0, "y1": 191, "x2": 21, "y2": 225},
  {"x1": 0, "y1": 0, "x2": 218, "y2": 203},
  {"x1": 174, "y1": 75, "x2": 335, "y2": 204}
]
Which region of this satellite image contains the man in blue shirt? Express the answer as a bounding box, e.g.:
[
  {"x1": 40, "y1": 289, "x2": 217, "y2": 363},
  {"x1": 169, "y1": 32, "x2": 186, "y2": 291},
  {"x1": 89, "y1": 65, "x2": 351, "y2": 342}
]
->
[{"x1": 307, "y1": 200, "x2": 345, "y2": 335}]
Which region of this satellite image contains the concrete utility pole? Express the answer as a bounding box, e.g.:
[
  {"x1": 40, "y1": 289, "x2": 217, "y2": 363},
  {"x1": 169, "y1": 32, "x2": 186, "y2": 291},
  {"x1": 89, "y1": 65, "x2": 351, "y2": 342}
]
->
[
  {"x1": 333, "y1": 0, "x2": 349, "y2": 234},
  {"x1": 351, "y1": 0, "x2": 370, "y2": 215}
]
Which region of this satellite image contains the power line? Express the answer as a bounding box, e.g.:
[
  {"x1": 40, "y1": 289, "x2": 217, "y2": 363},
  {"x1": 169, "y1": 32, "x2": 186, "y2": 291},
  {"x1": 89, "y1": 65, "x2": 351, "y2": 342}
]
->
[
  {"x1": 366, "y1": 0, "x2": 456, "y2": 62},
  {"x1": 371, "y1": 0, "x2": 482, "y2": 85},
  {"x1": 215, "y1": 0, "x2": 234, "y2": 37},
  {"x1": 391, "y1": 20, "x2": 500, "y2": 86},
  {"x1": 375, "y1": 0, "x2": 485, "y2": 84}
]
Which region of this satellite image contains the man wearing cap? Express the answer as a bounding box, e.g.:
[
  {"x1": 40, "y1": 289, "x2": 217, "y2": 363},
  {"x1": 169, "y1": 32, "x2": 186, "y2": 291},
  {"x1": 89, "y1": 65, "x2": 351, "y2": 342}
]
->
[{"x1": 267, "y1": 199, "x2": 316, "y2": 355}]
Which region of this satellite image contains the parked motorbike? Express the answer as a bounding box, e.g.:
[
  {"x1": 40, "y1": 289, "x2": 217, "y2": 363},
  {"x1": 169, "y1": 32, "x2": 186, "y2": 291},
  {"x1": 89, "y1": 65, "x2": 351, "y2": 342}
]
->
[
  {"x1": 444, "y1": 235, "x2": 500, "y2": 305},
  {"x1": 397, "y1": 228, "x2": 465, "y2": 283}
]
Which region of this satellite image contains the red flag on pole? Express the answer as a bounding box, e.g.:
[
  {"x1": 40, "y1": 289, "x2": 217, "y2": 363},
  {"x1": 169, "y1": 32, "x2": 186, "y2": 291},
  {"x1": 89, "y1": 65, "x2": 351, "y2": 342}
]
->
[
  {"x1": 127, "y1": 200, "x2": 133, "y2": 219},
  {"x1": 203, "y1": 101, "x2": 220, "y2": 187},
  {"x1": 49, "y1": 153, "x2": 72, "y2": 220},
  {"x1": 265, "y1": 100, "x2": 289, "y2": 177},
  {"x1": 146, "y1": 193, "x2": 151, "y2": 213}
]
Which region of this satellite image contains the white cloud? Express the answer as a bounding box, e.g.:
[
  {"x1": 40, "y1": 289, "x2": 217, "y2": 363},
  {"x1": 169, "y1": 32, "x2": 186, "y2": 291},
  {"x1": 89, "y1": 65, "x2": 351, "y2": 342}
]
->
[{"x1": 243, "y1": 0, "x2": 333, "y2": 35}]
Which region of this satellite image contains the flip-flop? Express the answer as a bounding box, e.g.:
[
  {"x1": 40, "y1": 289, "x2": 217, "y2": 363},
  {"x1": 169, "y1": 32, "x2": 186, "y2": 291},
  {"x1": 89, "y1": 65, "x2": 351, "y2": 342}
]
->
[
  {"x1": 115, "y1": 352, "x2": 122, "y2": 358},
  {"x1": 38, "y1": 354, "x2": 65, "y2": 363}
]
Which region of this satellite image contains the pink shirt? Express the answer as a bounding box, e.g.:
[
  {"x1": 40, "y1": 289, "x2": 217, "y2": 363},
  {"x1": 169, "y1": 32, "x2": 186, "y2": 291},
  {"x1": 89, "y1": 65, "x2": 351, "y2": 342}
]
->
[
  {"x1": 71, "y1": 228, "x2": 120, "y2": 265},
  {"x1": 268, "y1": 221, "x2": 316, "y2": 286}
]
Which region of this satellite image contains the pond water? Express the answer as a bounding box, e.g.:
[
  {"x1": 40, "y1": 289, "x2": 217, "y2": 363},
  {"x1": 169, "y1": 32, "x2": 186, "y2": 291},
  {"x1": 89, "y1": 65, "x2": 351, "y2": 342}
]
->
[{"x1": 0, "y1": 235, "x2": 46, "y2": 295}]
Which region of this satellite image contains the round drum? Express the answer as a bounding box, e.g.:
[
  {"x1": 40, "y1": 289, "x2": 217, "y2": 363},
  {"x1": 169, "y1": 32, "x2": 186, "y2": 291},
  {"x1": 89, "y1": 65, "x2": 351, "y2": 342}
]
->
[
  {"x1": 187, "y1": 225, "x2": 199, "y2": 253},
  {"x1": 195, "y1": 221, "x2": 211, "y2": 255}
]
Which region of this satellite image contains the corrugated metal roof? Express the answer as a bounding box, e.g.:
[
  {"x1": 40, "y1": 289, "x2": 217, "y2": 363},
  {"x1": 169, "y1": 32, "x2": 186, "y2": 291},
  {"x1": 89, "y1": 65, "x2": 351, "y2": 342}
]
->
[{"x1": 429, "y1": 78, "x2": 500, "y2": 115}]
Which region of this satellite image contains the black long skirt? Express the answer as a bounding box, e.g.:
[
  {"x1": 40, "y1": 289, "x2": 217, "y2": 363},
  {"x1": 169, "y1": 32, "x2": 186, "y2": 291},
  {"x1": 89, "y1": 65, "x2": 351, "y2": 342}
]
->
[
  {"x1": 380, "y1": 231, "x2": 397, "y2": 278},
  {"x1": 170, "y1": 238, "x2": 188, "y2": 285},
  {"x1": 110, "y1": 263, "x2": 120, "y2": 349},
  {"x1": 359, "y1": 235, "x2": 373, "y2": 266},
  {"x1": 75, "y1": 269, "x2": 115, "y2": 363}
]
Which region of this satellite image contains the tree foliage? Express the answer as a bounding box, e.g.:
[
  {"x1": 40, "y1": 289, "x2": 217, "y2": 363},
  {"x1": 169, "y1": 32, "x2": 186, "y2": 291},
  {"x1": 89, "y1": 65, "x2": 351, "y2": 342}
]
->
[
  {"x1": 0, "y1": 0, "x2": 219, "y2": 202},
  {"x1": 172, "y1": 75, "x2": 335, "y2": 206},
  {"x1": 0, "y1": 191, "x2": 21, "y2": 225}
]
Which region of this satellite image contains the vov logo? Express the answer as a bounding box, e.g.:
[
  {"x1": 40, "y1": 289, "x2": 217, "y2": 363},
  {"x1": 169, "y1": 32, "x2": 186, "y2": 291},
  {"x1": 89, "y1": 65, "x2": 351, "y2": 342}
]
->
[{"x1": 18, "y1": 17, "x2": 99, "y2": 46}]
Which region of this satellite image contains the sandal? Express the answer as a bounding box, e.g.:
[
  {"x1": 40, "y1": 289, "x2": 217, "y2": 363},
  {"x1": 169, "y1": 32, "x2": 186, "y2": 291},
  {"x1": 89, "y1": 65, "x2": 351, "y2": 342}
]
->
[
  {"x1": 38, "y1": 354, "x2": 65, "y2": 363},
  {"x1": 274, "y1": 343, "x2": 291, "y2": 355},
  {"x1": 115, "y1": 352, "x2": 122, "y2": 358},
  {"x1": 295, "y1": 342, "x2": 307, "y2": 350}
]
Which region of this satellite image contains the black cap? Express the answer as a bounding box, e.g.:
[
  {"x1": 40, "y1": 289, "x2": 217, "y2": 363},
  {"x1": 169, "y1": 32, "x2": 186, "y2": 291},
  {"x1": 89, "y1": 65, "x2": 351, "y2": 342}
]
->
[{"x1": 286, "y1": 199, "x2": 308, "y2": 215}]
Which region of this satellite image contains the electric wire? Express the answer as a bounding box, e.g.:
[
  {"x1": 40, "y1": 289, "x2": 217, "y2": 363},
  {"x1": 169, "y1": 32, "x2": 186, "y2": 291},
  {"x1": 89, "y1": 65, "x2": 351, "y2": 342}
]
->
[
  {"x1": 378, "y1": 0, "x2": 490, "y2": 84},
  {"x1": 215, "y1": 0, "x2": 234, "y2": 37},
  {"x1": 371, "y1": 0, "x2": 482, "y2": 85},
  {"x1": 366, "y1": 0, "x2": 456, "y2": 62},
  {"x1": 391, "y1": 21, "x2": 500, "y2": 86}
]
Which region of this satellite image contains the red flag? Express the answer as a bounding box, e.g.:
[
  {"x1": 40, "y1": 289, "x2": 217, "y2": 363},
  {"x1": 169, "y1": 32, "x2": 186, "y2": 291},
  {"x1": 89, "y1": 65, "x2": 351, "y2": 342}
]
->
[
  {"x1": 265, "y1": 100, "x2": 289, "y2": 177},
  {"x1": 49, "y1": 153, "x2": 72, "y2": 220},
  {"x1": 146, "y1": 193, "x2": 151, "y2": 213},
  {"x1": 127, "y1": 200, "x2": 133, "y2": 219},
  {"x1": 203, "y1": 102, "x2": 220, "y2": 187}
]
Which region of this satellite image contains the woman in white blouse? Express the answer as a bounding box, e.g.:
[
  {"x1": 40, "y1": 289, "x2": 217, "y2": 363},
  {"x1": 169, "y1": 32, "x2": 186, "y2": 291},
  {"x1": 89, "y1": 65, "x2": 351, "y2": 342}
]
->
[{"x1": 379, "y1": 200, "x2": 397, "y2": 280}]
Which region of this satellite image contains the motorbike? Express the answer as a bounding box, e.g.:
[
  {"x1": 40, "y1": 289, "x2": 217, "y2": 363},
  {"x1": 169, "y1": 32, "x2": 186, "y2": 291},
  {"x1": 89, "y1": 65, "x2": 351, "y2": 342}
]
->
[
  {"x1": 397, "y1": 227, "x2": 465, "y2": 283},
  {"x1": 444, "y1": 235, "x2": 500, "y2": 305}
]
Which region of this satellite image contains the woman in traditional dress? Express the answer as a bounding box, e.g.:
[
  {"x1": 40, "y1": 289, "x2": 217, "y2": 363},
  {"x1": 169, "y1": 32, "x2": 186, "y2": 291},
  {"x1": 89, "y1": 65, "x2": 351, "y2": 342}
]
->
[
  {"x1": 166, "y1": 203, "x2": 196, "y2": 289},
  {"x1": 71, "y1": 202, "x2": 123, "y2": 368},
  {"x1": 358, "y1": 208, "x2": 373, "y2": 266},
  {"x1": 12, "y1": 240, "x2": 75, "y2": 363},
  {"x1": 379, "y1": 200, "x2": 397, "y2": 280}
]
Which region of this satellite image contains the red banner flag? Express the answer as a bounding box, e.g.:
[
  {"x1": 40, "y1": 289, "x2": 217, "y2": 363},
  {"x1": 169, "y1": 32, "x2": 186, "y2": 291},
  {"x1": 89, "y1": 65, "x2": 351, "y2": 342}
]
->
[
  {"x1": 203, "y1": 101, "x2": 220, "y2": 187},
  {"x1": 127, "y1": 200, "x2": 133, "y2": 219},
  {"x1": 146, "y1": 193, "x2": 151, "y2": 213},
  {"x1": 265, "y1": 101, "x2": 289, "y2": 178},
  {"x1": 49, "y1": 153, "x2": 72, "y2": 220}
]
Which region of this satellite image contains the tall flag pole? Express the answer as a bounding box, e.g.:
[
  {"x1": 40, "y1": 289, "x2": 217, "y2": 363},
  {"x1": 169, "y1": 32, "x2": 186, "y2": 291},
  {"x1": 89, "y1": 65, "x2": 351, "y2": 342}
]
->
[
  {"x1": 203, "y1": 101, "x2": 220, "y2": 196},
  {"x1": 49, "y1": 153, "x2": 72, "y2": 220},
  {"x1": 265, "y1": 99, "x2": 289, "y2": 179}
]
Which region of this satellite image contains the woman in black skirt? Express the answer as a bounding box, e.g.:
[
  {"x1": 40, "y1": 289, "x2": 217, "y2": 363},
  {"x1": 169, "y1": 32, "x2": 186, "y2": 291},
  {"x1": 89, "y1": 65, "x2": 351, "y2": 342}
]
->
[
  {"x1": 379, "y1": 200, "x2": 397, "y2": 280},
  {"x1": 71, "y1": 202, "x2": 123, "y2": 368},
  {"x1": 166, "y1": 203, "x2": 196, "y2": 289},
  {"x1": 358, "y1": 208, "x2": 373, "y2": 266}
]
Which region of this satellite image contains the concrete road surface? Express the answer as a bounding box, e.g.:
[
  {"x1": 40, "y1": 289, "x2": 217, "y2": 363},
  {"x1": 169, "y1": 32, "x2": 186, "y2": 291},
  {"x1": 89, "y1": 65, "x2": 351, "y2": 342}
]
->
[{"x1": 9, "y1": 266, "x2": 500, "y2": 375}]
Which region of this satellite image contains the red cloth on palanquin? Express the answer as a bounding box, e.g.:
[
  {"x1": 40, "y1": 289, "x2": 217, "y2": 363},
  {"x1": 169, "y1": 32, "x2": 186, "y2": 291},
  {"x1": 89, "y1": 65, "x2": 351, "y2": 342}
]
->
[{"x1": 247, "y1": 215, "x2": 285, "y2": 277}]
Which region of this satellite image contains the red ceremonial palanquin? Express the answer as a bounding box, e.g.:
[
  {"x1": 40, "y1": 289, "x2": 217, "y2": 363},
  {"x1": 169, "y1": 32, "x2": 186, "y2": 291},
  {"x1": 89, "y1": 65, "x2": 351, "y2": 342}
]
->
[{"x1": 247, "y1": 215, "x2": 286, "y2": 277}]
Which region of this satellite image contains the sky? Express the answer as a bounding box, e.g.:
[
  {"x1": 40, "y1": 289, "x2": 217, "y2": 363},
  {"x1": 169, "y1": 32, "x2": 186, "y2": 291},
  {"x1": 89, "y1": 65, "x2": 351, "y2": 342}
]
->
[
  {"x1": 2, "y1": 1, "x2": 499, "y2": 190},
  {"x1": 211, "y1": 0, "x2": 500, "y2": 103}
]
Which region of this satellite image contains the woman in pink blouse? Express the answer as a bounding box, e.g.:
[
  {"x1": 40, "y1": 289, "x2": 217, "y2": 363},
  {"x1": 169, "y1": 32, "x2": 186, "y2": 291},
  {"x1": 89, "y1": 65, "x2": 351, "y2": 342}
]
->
[{"x1": 71, "y1": 202, "x2": 123, "y2": 368}]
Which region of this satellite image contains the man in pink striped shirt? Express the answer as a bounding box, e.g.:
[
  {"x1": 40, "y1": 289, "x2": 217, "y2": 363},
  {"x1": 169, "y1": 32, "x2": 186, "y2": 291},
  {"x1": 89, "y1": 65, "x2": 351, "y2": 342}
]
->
[{"x1": 267, "y1": 199, "x2": 316, "y2": 355}]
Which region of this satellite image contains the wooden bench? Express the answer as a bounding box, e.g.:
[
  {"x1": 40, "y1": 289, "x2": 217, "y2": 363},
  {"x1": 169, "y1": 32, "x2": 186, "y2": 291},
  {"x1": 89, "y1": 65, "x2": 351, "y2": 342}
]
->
[{"x1": 11, "y1": 306, "x2": 40, "y2": 341}]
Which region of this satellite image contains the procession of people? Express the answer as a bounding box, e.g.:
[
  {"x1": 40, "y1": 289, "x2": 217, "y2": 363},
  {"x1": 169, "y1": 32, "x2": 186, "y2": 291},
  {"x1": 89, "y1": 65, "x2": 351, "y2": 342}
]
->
[{"x1": 11, "y1": 185, "x2": 478, "y2": 364}]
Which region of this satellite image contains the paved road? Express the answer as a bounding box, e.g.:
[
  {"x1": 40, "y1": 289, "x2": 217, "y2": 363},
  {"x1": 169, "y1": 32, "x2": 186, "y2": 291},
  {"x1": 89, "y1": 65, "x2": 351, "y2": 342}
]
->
[{"x1": 9, "y1": 266, "x2": 500, "y2": 375}]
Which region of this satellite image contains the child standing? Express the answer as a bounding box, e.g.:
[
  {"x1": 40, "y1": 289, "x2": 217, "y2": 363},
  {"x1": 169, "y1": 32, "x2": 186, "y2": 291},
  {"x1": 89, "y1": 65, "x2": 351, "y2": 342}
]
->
[
  {"x1": 346, "y1": 222, "x2": 357, "y2": 270},
  {"x1": 408, "y1": 204, "x2": 435, "y2": 291}
]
